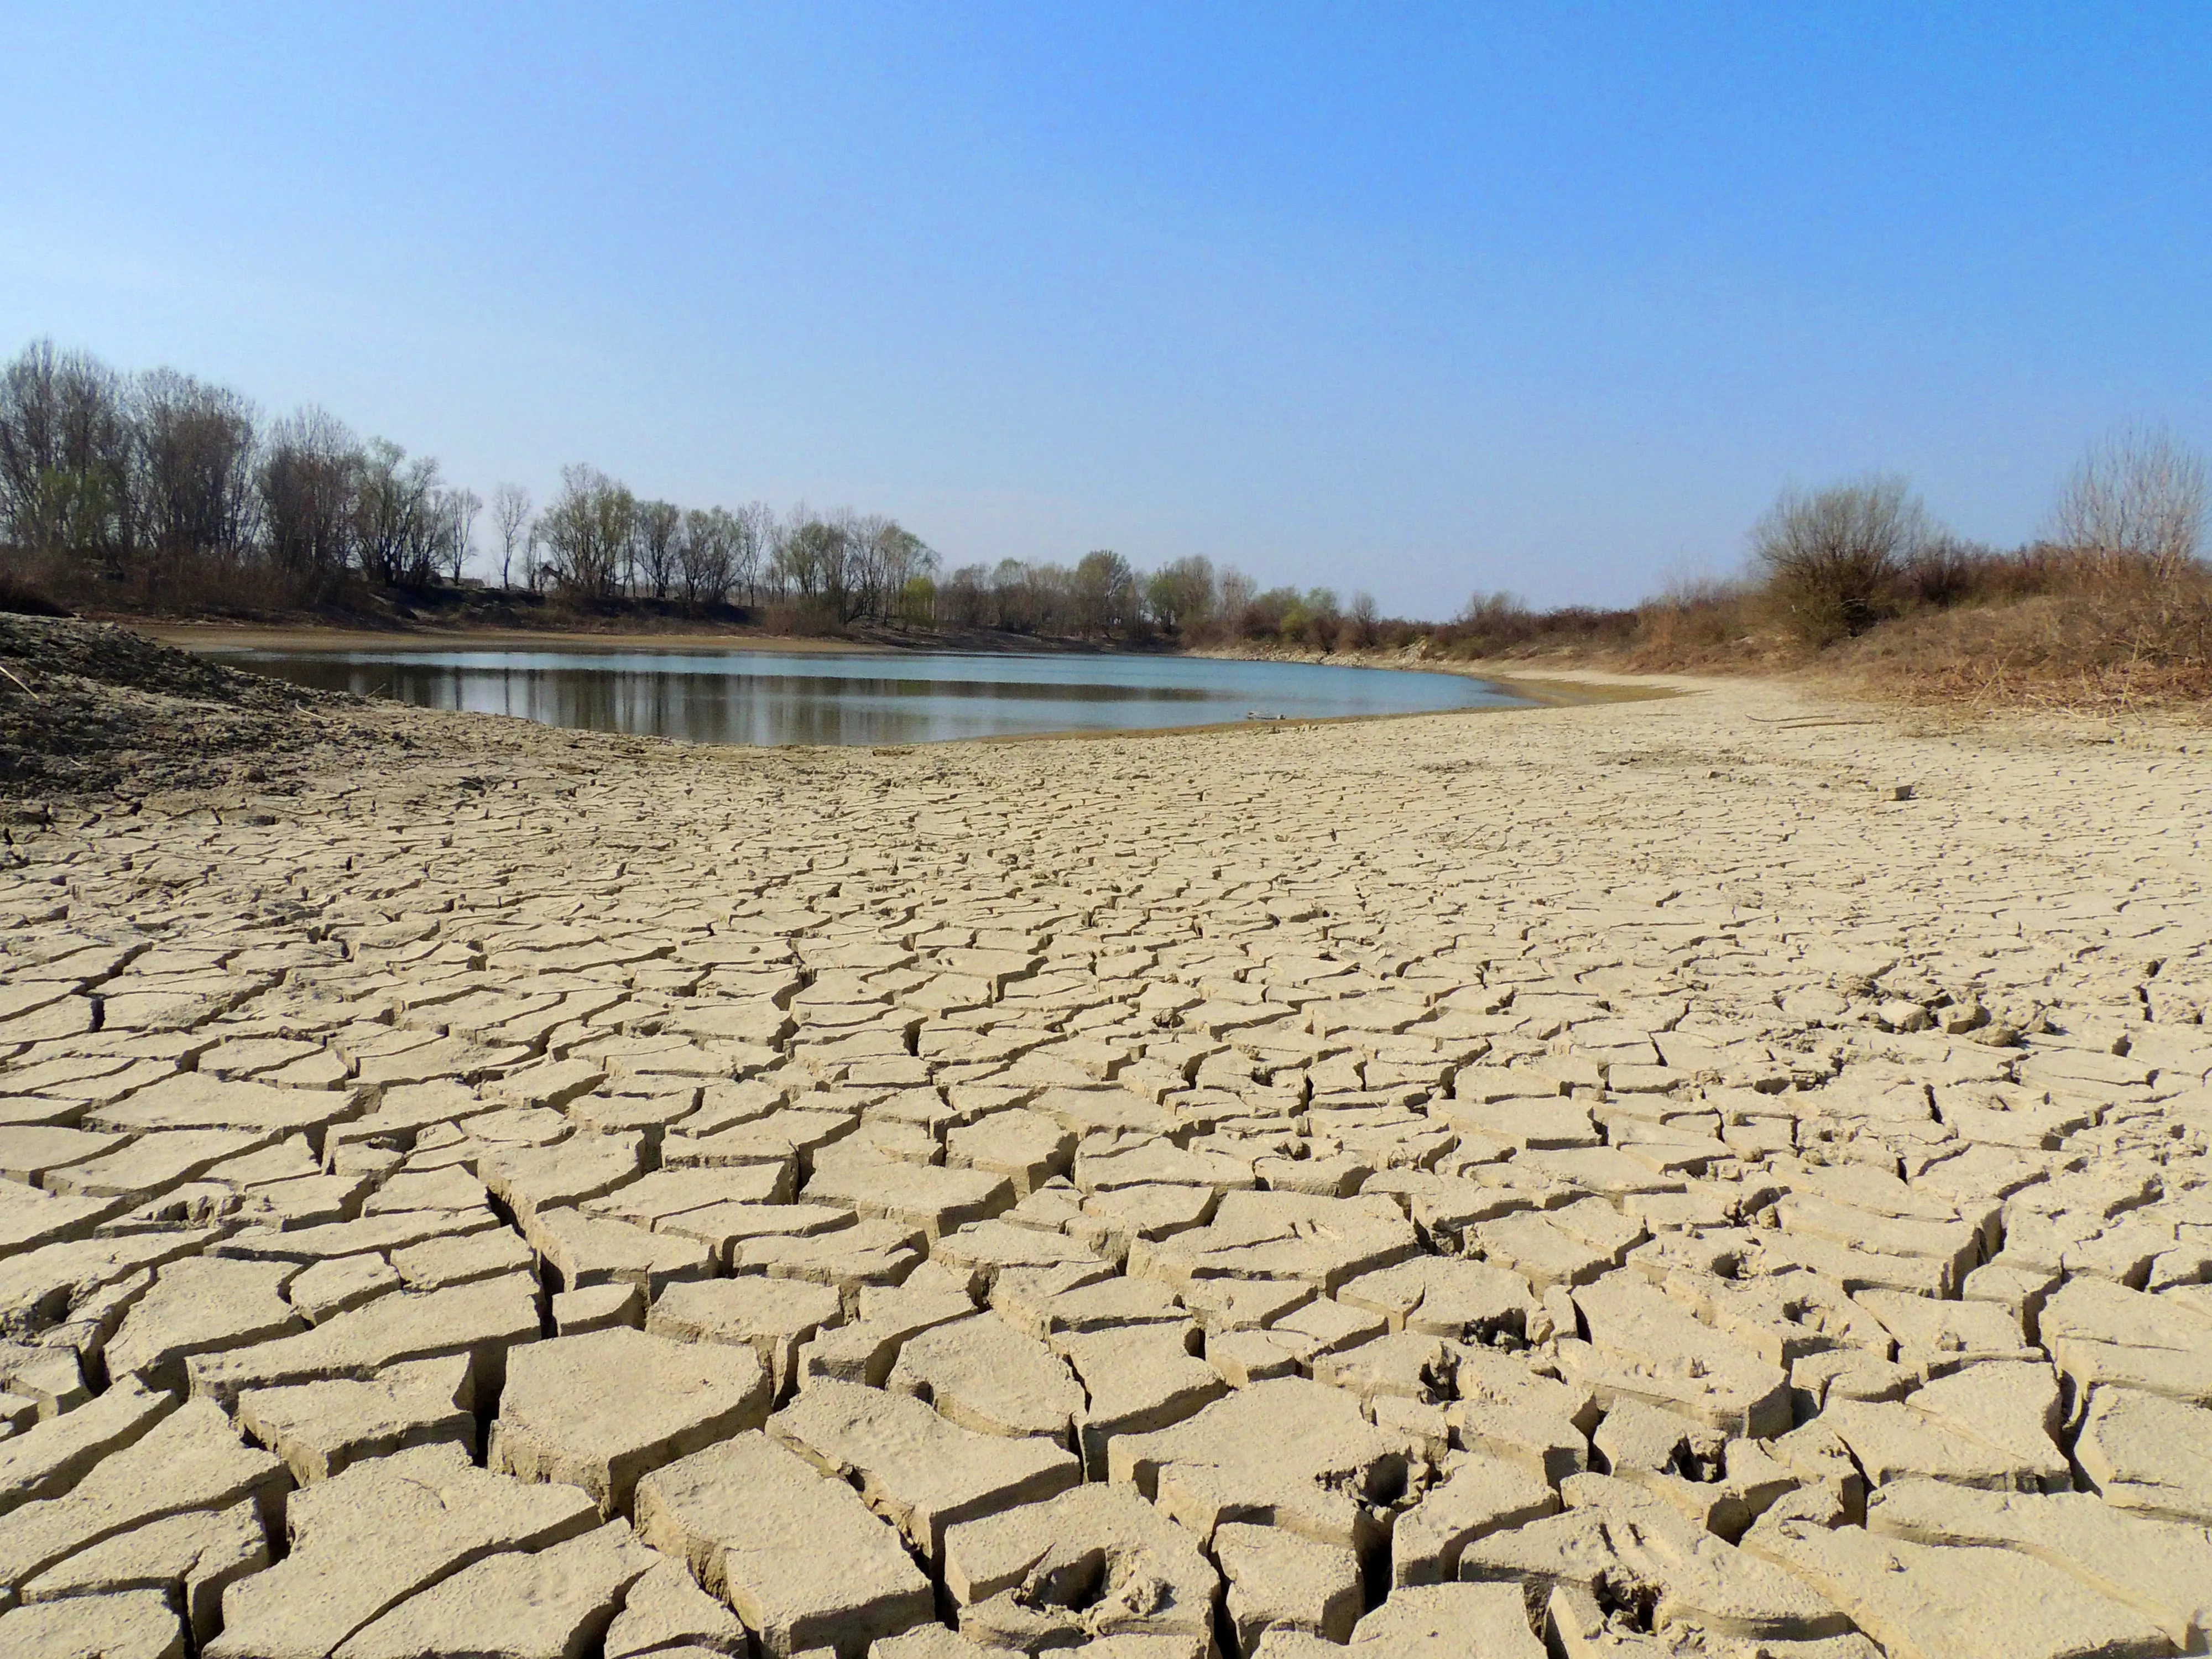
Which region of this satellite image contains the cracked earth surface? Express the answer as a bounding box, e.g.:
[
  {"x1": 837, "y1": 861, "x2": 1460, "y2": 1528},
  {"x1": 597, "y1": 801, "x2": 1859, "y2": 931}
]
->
[{"x1": 1, "y1": 675, "x2": 2210, "y2": 1659}]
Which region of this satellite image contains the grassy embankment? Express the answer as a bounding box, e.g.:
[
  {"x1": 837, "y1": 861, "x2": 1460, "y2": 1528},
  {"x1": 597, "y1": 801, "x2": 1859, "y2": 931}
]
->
[{"x1": 1412, "y1": 561, "x2": 2212, "y2": 710}]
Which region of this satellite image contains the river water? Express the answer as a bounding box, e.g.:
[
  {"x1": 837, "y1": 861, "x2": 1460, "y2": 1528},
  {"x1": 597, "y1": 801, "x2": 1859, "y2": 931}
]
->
[{"x1": 208, "y1": 644, "x2": 1526, "y2": 746}]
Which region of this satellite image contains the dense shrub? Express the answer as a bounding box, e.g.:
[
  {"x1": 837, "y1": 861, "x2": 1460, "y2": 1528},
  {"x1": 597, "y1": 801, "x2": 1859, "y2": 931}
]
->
[
  {"x1": 1424, "y1": 592, "x2": 1640, "y2": 659},
  {"x1": 1750, "y1": 477, "x2": 1930, "y2": 645},
  {"x1": 1840, "y1": 565, "x2": 2212, "y2": 705}
]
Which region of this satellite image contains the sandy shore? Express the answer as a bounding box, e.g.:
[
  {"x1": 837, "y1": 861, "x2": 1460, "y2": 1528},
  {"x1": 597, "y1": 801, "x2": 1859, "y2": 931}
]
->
[{"x1": 2, "y1": 675, "x2": 2209, "y2": 1654}]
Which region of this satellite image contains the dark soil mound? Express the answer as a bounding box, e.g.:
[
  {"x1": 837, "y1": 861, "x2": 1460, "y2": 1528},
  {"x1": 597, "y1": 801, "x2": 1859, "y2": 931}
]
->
[
  {"x1": 0, "y1": 573, "x2": 70, "y2": 617},
  {"x1": 0, "y1": 615, "x2": 342, "y2": 796}
]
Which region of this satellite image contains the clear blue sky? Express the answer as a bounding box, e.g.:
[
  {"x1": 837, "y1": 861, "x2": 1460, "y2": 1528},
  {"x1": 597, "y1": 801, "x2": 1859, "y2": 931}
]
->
[{"x1": 4, "y1": 3, "x2": 2208, "y2": 613}]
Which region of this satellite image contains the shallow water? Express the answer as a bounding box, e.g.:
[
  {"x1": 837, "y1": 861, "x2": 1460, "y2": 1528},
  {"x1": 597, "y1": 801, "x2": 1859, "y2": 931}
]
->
[{"x1": 208, "y1": 644, "x2": 1526, "y2": 745}]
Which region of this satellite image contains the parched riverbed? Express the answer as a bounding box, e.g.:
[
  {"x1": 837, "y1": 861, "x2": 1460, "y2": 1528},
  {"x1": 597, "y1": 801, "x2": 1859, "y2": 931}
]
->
[{"x1": 1, "y1": 661, "x2": 2210, "y2": 1659}]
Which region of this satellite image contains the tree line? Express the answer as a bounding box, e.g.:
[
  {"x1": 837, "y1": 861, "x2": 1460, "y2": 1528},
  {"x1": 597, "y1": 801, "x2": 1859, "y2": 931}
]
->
[
  {"x1": 0, "y1": 341, "x2": 491, "y2": 596},
  {"x1": 22, "y1": 333, "x2": 2191, "y2": 669},
  {"x1": 0, "y1": 340, "x2": 942, "y2": 625},
  {"x1": 0, "y1": 336, "x2": 1403, "y2": 642},
  {"x1": 0, "y1": 337, "x2": 1397, "y2": 643},
  {"x1": 934, "y1": 552, "x2": 1380, "y2": 648}
]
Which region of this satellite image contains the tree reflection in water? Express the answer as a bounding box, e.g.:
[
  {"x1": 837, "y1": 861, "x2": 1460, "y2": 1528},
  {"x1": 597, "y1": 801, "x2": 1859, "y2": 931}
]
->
[{"x1": 215, "y1": 648, "x2": 1523, "y2": 746}]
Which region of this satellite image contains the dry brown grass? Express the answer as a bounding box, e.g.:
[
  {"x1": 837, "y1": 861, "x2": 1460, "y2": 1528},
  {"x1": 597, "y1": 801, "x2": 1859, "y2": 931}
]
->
[
  {"x1": 1834, "y1": 574, "x2": 2212, "y2": 709},
  {"x1": 4, "y1": 547, "x2": 348, "y2": 621},
  {"x1": 1405, "y1": 556, "x2": 2212, "y2": 711},
  {"x1": 1623, "y1": 583, "x2": 1787, "y2": 674}
]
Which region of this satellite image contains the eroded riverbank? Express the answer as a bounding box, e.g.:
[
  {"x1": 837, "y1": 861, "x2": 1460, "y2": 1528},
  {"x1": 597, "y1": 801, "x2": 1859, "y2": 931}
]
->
[{"x1": 1, "y1": 671, "x2": 2210, "y2": 1656}]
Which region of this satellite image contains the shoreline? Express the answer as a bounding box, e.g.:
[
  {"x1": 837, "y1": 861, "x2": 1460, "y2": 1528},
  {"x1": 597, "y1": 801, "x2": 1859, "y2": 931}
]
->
[
  {"x1": 141, "y1": 619, "x2": 1652, "y2": 750},
  {"x1": 148, "y1": 619, "x2": 1685, "y2": 697}
]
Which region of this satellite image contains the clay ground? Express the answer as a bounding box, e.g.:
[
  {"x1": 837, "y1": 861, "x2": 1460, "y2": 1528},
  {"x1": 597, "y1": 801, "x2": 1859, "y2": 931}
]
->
[{"x1": 1, "y1": 664, "x2": 2210, "y2": 1658}]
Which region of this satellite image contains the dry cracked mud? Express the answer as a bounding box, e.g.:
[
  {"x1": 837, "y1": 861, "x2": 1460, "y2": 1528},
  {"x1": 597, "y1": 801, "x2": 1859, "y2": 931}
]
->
[{"x1": 1, "y1": 654, "x2": 2210, "y2": 1658}]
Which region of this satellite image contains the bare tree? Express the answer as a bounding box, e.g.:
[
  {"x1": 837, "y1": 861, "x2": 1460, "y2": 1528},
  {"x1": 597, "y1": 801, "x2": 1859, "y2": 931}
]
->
[
  {"x1": 1144, "y1": 555, "x2": 1217, "y2": 635},
  {"x1": 636, "y1": 499, "x2": 682, "y2": 602},
  {"x1": 937, "y1": 563, "x2": 990, "y2": 628},
  {"x1": 2053, "y1": 426, "x2": 2209, "y2": 581},
  {"x1": 0, "y1": 338, "x2": 134, "y2": 567},
  {"x1": 677, "y1": 506, "x2": 735, "y2": 609},
  {"x1": 1288, "y1": 586, "x2": 1341, "y2": 649},
  {"x1": 851, "y1": 515, "x2": 934, "y2": 623},
  {"x1": 1751, "y1": 476, "x2": 1932, "y2": 644},
  {"x1": 718, "y1": 502, "x2": 763, "y2": 605},
  {"x1": 1074, "y1": 549, "x2": 1139, "y2": 637},
  {"x1": 133, "y1": 367, "x2": 260, "y2": 568},
  {"x1": 1217, "y1": 566, "x2": 1258, "y2": 635},
  {"x1": 1349, "y1": 590, "x2": 1379, "y2": 648},
  {"x1": 260, "y1": 408, "x2": 362, "y2": 585},
  {"x1": 352, "y1": 440, "x2": 447, "y2": 587},
  {"x1": 437, "y1": 487, "x2": 482, "y2": 583},
  {"x1": 991, "y1": 558, "x2": 1036, "y2": 632},
  {"x1": 491, "y1": 483, "x2": 533, "y2": 592},
  {"x1": 539, "y1": 464, "x2": 633, "y2": 600},
  {"x1": 771, "y1": 509, "x2": 857, "y2": 619}
]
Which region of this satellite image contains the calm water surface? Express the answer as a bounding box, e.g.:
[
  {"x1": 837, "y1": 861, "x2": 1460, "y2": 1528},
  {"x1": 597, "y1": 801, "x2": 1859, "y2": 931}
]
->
[{"x1": 211, "y1": 644, "x2": 1527, "y2": 746}]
